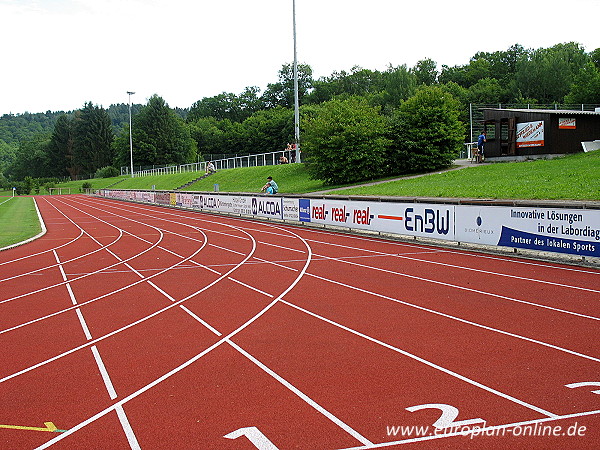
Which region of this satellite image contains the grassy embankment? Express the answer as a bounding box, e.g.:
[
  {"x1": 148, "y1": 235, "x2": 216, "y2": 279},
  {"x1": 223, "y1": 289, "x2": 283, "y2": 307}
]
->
[
  {"x1": 2, "y1": 151, "x2": 598, "y2": 247},
  {"x1": 34, "y1": 150, "x2": 600, "y2": 200},
  {"x1": 334, "y1": 151, "x2": 600, "y2": 200},
  {"x1": 0, "y1": 197, "x2": 42, "y2": 248}
]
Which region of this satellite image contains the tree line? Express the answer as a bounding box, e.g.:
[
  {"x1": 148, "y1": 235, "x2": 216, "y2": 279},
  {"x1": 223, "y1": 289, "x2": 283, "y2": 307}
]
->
[{"x1": 1, "y1": 41, "x2": 599, "y2": 190}]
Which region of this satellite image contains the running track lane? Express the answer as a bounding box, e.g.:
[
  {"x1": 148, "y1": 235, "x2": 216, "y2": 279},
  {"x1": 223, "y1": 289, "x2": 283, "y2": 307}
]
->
[{"x1": 0, "y1": 195, "x2": 598, "y2": 449}]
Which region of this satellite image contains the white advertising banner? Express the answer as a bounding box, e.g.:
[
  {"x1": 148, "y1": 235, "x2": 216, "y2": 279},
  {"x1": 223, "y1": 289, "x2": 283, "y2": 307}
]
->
[
  {"x1": 297, "y1": 198, "x2": 455, "y2": 240},
  {"x1": 516, "y1": 120, "x2": 544, "y2": 147},
  {"x1": 97, "y1": 190, "x2": 599, "y2": 259},
  {"x1": 456, "y1": 205, "x2": 600, "y2": 258}
]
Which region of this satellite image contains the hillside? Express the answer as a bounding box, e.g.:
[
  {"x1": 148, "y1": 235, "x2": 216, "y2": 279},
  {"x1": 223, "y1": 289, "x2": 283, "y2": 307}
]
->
[{"x1": 38, "y1": 151, "x2": 600, "y2": 202}]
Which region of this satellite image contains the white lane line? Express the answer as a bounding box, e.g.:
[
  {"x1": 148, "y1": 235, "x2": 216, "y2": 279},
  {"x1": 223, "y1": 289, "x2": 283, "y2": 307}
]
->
[
  {"x1": 88, "y1": 195, "x2": 600, "y2": 279},
  {"x1": 79, "y1": 196, "x2": 599, "y2": 301},
  {"x1": 33, "y1": 223, "x2": 313, "y2": 449},
  {"x1": 280, "y1": 300, "x2": 559, "y2": 419},
  {"x1": 0, "y1": 194, "x2": 129, "y2": 277},
  {"x1": 227, "y1": 339, "x2": 373, "y2": 447},
  {"x1": 52, "y1": 197, "x2": 261, "y2": 341},
  {"x1": 76, "y1": 310, "x2": 93, "y2": 340},
  {"x1": 91, "y1": 345, "x2": 117, "y2": 400},
  {"x1": 179, "y1": 306, "x2": 223, "y2": 336},
  {"x1": 76, "y1": 199, "x2": 574, "y2": 442},
  {"x1": 115, "y1": 405, "x2": 141, "y2": 450},
  {"x1": 0, "y1": 221, "x2": 258, "y2": 384},
  {"x1": 313, "y1": 253, "x2": 600, "y2": 322},
  {"x1": 0, "y1": 228, "x2": 207, "y2": 336},
  {"x1": 0, "y1": 229, "x2": 164, "y2": 307},
  {"x1": 305, "y1": 237, "x2": 600, "y2": 294},
  {"x1": 295, "y1": 225, "x2": 600, "y2": 276},
  {"x1": 53, "y1": 249, "x2": 140, "y2": 450},
  {"x1": 53, "y1": 250, "x2": 93, "y2": 340},
  {"x1": 46, "y1": 206, "x2": 600, "y2": 376},
  {"x1": 305, "y1": 271, "x2": 600, "y2": 363},
  {"x1": 228, "y1": 277, "x2": 275, "y2": 298}
]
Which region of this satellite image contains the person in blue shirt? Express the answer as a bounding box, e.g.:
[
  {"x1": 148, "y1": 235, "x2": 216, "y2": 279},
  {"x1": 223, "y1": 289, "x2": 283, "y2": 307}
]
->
[
  {"x1": 261, "y1": 176, "x2": 278, "y2": 194},
  {"x1": 477, "y1": 131, "x2": 486, "y2": 162}
]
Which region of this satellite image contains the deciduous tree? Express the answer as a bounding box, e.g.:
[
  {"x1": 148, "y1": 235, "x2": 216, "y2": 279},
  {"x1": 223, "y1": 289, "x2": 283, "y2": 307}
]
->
[
  {"x1": 302, "y1": 97, "x2": 389, "y2": 185},
  {"x1": 387, "y1": 86, "x2": 464, "y2": 174}
]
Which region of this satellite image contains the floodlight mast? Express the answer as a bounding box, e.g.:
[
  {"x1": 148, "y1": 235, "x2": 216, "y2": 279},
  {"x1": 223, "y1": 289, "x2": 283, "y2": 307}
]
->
[
  {"x1": 292, "y1": 0, "x2": 301, "y2": 163},
  {"x1": 127, "y1": 91, "x2": 135, "y2": 178}
]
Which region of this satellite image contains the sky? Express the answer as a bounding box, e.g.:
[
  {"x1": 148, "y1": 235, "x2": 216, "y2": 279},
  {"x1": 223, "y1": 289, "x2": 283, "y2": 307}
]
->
[{"x1": 1, "y1": 0, "x2": 598, "y2": 115}]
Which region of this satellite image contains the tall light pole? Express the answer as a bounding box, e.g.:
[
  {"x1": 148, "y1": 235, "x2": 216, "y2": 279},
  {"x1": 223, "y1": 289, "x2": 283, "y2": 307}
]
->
[
  {"x1": 127, "y1": 91, "x2": 135, "y2": 177},
  {"x1": 292, "y1": 0, "x2": 301, "y2": 163}
]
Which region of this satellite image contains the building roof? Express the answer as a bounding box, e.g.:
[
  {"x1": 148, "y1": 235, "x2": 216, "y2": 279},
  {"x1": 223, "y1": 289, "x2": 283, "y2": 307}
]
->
[{"x1": 484, "y1": 108, "x2": 600, "y2": 116}]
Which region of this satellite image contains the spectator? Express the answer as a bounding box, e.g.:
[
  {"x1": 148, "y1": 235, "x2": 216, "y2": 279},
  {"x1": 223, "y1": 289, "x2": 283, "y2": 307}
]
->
[
  {"x1": 261, "y1": 176, "x2": 278, "y2": 194},
  {"x1": 205, "y1": 161, "x2": 216, "y2": 174},
  {"x1": 477, "y1": 131, "x2": 486, "y2": 163},
  {"x1": 279, "y1": 155, "x2": 288, "y2": 164}
]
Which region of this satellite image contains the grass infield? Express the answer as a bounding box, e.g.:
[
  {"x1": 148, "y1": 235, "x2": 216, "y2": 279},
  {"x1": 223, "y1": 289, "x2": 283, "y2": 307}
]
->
[{"x1": 0, "y1": 197, "x2": 42, "y2": 248}]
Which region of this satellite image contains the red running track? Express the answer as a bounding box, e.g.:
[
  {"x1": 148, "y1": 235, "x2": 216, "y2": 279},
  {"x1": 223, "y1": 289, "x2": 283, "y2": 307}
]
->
[{"x1": 0, "y1": 195, "x2": 599, "y2": 450}]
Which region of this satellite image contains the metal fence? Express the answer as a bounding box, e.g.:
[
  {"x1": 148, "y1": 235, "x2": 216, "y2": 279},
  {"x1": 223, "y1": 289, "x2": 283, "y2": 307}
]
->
[{"x1": 121, "y1": 149, "x2": 299, "y2": 177}]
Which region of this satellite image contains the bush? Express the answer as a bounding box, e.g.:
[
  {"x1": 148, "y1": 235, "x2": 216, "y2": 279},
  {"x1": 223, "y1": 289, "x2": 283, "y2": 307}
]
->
[
  {"x1": 302, "y1": 97, "x2": 390, "y2": 185},
  {"x1": 95, "y1": 166, "x2": 120, "y2": 178},
  {"x1": 387, "y1": 86, "x2": 465, "y2": 174},
  {"x1": 81, "y1": 181, "x2": 93, "y2": 193}
]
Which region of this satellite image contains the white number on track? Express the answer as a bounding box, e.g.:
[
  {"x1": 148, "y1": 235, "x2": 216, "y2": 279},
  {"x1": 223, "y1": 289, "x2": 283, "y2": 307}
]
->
[
  {"x1": 565, "y1": 381, "x2": 600, "y2": 395},
  {"x1": 224, "y1": 427, "x2": 279, "y2": 449},
  {"x1": 406, "y1": 403, "x2": 485, "y2": 430}
]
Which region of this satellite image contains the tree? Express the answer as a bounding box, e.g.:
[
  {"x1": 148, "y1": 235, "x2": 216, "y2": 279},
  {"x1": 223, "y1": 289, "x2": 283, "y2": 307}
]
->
[
  {"x1": 379, "y1": 65, "x2": 417, "y2": 112},
  {"x1": 47, "y1": 114, "x2": 74, "y2": 178},
  {"x1": 591, "y1": 48, "x2": 600, "y2": 69},
  {"x1": 467, "y1": 78, "x2": 507, "y2": 104},
  {"x1": 262, "y1": 63, "x2": 313, "y2": 108},
  {"x1": 5, "y1": 134, "x2": 51, "y2": 180},
  {"x1": 305, "y1": 66, "x2": 384, "y2": 104},
  {"x1": 302, "y1": 97, "x2": 389, "y2": 185},
  {"x1": 0, "y1": 140, "x2": 17, "y2": 173},
  {"x1": 564, "y1": 62, "x2": 600, "y2": 104},
  {"x1": 239, "y1": 107, "x2": 294, "y2": 154},
  {"x1": 513, "y1": 42, "x2": 589, "y2": 102},
  {"x1": 115, "y1": 95, "x2": 196, "y2": 167},
  {"x1": 387, "y1": 86, "x2": 464, "y2": 174},
  {"x1": 73, "y1": 102, "x2": 114, "y2": 177},
  {"x1": 412, "y1": 59, "x2": 438, "y2": 86},
  {"x1": 188, "y1": 87, "x2": 264, "y2": 123}
]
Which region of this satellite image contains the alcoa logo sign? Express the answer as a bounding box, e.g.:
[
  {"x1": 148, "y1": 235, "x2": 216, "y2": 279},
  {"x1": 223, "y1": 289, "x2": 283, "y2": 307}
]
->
[
  {"x1": 199, "y1": 195, "x2": 218, "y2": 209},
  {"x1": 252, "y1": 197, "x2": 282, "y2": 217}
]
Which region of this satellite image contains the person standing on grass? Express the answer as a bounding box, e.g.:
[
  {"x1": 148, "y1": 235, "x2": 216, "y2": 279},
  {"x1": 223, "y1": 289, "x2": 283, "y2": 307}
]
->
[
  {"x1": 261, "y1": 176, "x2": 278, "y2": 194},
  {"x1": 477, "y1": 131, "x2": 486, "y2": 163}
]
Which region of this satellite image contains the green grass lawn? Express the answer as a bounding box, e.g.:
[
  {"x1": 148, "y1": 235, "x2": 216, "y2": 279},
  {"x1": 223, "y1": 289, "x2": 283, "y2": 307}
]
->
[
  {"x1": 182, "y1": 164, "x2": 327, "y2": 193},
  {"x1": 43, "y1": 150, "x2": 600, "y2": 200},
  {"x1": 0, "y1": 197, "x2": 42, "y2": 248},
  {"x1": 2, "y1": 152, "x2": 598, "y2": 249},
  {"x1": 40, "y1": 176, "x2": 130, "y2": 194},
  {"x1": 334, "y1": 152, "x2": 600, "y2": 200},
  {"x1": 81, "y1": 164, "x2": 328, "y2": 193}
]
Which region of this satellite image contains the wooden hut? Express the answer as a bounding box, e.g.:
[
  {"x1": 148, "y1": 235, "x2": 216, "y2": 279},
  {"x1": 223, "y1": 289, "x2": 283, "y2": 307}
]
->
[{"x1": 480, "y1": 108, "x2": 600, "y2": 159}]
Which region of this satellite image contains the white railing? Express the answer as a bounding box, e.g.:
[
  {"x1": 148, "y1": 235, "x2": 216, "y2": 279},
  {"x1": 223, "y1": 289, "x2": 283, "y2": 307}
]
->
[{"x1": 124, "y1": 149, "x2": 298, "y2": 177}]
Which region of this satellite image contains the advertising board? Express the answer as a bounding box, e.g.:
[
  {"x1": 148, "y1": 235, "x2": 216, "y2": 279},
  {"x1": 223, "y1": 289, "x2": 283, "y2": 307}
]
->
[
  {"x1": 456, "y1": 205, "x2": 600, "y2": 257},
  {"x1": 98, "y1": 190, "x2": 599, "y2": 259},
  {"x1": 516, "y1": 120, "x2": 544, "y2": 147}
]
